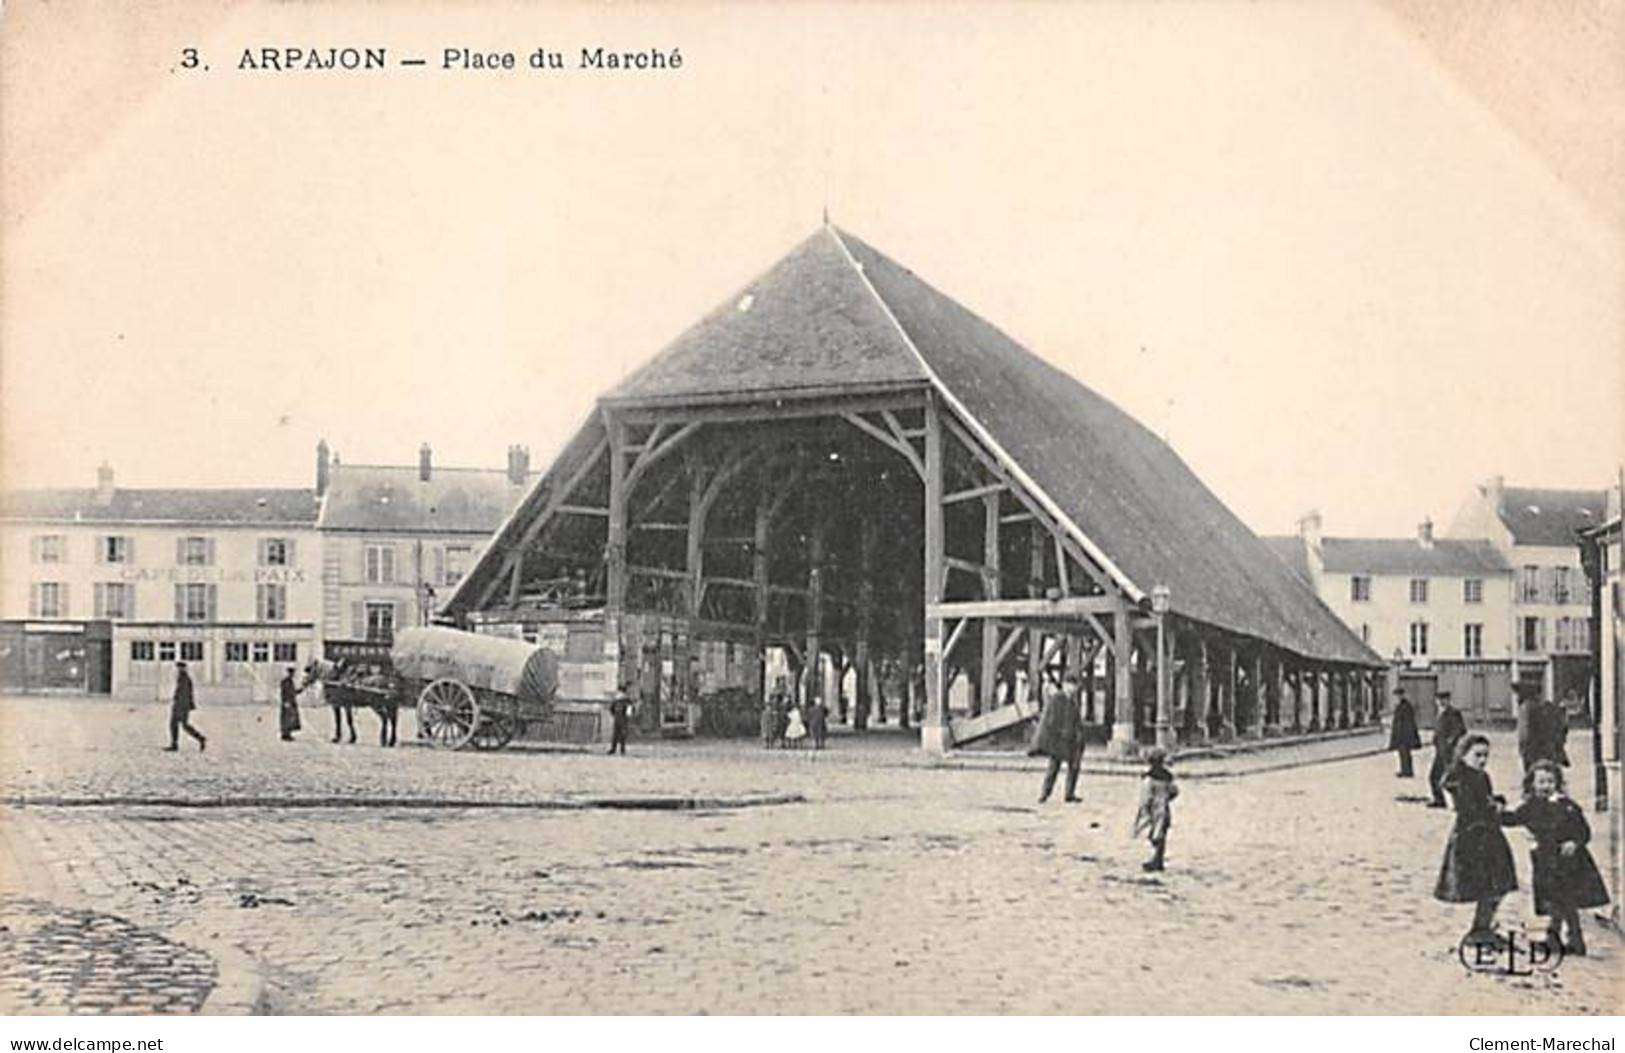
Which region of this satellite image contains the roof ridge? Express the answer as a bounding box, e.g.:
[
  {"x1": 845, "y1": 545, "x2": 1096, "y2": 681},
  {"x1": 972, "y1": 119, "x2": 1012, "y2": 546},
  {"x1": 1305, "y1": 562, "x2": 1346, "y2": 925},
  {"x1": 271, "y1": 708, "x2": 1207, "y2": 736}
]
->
[{"x1": 826, "y1": 226, "x2": 1144, "y2": 604}]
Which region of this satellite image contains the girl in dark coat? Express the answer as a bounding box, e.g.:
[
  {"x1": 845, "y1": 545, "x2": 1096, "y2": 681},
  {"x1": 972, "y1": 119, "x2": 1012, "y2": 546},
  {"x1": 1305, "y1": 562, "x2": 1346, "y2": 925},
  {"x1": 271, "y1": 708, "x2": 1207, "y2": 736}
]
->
[
  {"x1": 1434, "y1": 733, "x2": 1518, "y2": 945},
  {"x1": 1388, "y1": 691, "x2": 1422, "y2": 777},
  {"x1": 1500, "y1": 760, "x2": 1611, "y2": 955}
]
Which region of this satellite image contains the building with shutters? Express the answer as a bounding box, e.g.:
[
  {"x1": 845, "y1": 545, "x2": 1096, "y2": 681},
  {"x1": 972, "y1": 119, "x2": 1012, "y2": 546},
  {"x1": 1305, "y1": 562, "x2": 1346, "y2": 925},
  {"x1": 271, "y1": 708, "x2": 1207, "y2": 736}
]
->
[
  {"x1": 313, "y1": 443, "x2": 536, "y2": 650},
  {"x1": 1448, "y1": 477, "x2": 1608, "y2": 709},
  {"x1": 0, "y1": 464, "x2": 321, "y2": 701},
  {"x1": 1264, "y1": 515, "x2": 1514, "y2": 727}
]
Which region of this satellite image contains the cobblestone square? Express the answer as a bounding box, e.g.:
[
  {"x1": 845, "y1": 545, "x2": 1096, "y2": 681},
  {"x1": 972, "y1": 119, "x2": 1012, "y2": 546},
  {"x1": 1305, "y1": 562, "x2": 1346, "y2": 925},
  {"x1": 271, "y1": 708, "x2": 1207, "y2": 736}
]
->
[{"x1": 0, "y1": 697, "x2": 1618, "y2": 1015}]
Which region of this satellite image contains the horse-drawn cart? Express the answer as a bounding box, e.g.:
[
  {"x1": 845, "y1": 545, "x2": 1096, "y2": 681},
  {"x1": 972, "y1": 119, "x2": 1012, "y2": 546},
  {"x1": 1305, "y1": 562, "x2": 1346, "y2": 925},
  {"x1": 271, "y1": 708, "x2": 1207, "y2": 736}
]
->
[{"x1": 392, "y1": 626, "x2": 561, "y2": 751}]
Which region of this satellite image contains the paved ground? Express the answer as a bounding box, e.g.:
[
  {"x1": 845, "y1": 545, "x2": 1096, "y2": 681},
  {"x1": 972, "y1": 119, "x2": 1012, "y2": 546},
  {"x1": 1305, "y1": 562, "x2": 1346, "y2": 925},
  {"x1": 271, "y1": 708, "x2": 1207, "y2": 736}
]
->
[{"x1": 0, "y1": 697, "x2": 1618, "y2": 1014}]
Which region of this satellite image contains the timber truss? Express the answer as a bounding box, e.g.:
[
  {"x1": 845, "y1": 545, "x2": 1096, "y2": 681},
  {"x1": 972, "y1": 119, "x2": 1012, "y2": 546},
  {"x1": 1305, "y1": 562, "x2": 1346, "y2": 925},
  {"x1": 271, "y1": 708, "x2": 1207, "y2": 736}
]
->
[{"x1": 465, "y1": 386, "x2": 1384, "y2": 754}]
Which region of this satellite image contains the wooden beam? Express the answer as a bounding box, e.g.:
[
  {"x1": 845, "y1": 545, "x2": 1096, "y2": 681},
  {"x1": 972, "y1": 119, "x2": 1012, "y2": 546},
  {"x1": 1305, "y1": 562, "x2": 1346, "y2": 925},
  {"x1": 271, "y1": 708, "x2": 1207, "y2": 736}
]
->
[
  {"x1": 556, "y1": 505, "x2": 609, "y2": 517},
  {"x1": 927, "y1": 596, "x2": 1124, "y2": 620},
  {"x1": 1001, "y1": 511, "x2": 1035, "y2": 525},
  {"x1": 842, "y1": 412, "x2": 925, "y2": 480},
  {"x1": 944, "y1": 482, "x2": 1008, "y2": 505},
  {"x1": 944, "y1": 556, "x2": 995, "y2": 579},
  {"x1": 942, "y1": 616, "x2": 970, "y2": 664},
  {"x1": 604, "y1": 414, "x2": 630, "y2": 613},
  {"x1": 979, "y1": 492, "x2": 1002, "y2": 714},
  {"x1": 474, "y1": 436, "x2": 608, "y2": 609},
  {"x1": 615, "y1": 389, "x2": 923, "y2": 427},
  {"x1": 922, "y1": 393, "x2": 948, "y2": 749},
  {"x1": 624, "y1": 421, "x2": 703, "y2": 491}
]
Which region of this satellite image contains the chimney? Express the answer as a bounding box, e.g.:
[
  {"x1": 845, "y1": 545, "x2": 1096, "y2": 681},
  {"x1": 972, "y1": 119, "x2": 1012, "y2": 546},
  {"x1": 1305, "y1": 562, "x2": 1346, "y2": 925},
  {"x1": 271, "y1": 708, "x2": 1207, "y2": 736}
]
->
[
  {"x1": 1486, "y1": 474, "x2": 1505, "y2": 507},
  {"x1": 419, "y1": 443, "x2": 432, "y2": 482},
  {"x1": 1418, "y1": 516, "x2": 1435, "y2": 548},
  {"x1": 315, "y1": 439, "x2": 331, "y2": 497},
  {"x1": 95, "y1": 462, "x2": 115, "y2": 507},
  {"x1": 1296, "y1": 509, "x2": 1323, "y2": 553},
  {"x1": 507, "y1": 444, "x2": 530, "y2": 485}
]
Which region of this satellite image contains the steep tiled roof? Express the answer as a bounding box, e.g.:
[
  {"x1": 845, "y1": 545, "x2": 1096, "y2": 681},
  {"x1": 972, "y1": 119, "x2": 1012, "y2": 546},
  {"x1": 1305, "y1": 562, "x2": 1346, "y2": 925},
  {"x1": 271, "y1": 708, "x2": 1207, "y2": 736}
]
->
[
  {"x1": 1321, "y1": 537, "x2": 1508, "y2": 576},
  {"x1": 1261, "y1": 537, "x2": 1313, "y2": 582},
  {"x1": 317, "y1": 465, "x2": 533, "y2": 534},
  {"x1": 454, "y1": 226, "x2": 1380, "y2": 666},
  {"x1": 1, "y1": 488, "x2": 318, "y2": 525},
  {"x1": 1496, "y1": 487, "x2": 1607, "y2": 547}
]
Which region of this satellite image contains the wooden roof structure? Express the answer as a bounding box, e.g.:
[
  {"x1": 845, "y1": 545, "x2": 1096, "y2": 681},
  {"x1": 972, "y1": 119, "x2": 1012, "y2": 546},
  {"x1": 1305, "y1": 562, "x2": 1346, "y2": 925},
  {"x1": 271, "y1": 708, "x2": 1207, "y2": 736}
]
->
[{"x1": 446, "y1": 225, "x2": 1382, "y2": 753}]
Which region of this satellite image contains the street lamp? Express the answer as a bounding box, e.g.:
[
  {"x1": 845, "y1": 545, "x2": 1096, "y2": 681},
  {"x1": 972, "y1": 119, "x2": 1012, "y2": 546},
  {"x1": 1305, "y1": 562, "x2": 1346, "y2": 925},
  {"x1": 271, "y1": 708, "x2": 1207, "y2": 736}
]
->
[{"x1": 1152, "y1": 585, "x2": 1172, "y2": 748}]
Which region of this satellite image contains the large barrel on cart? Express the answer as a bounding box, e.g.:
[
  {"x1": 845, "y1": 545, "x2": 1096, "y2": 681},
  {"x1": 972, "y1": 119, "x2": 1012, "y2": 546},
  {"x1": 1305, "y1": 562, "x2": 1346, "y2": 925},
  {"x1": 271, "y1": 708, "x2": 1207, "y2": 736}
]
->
[{"x1": 392, "y1": 626, "x2": 560, "y2": 751}]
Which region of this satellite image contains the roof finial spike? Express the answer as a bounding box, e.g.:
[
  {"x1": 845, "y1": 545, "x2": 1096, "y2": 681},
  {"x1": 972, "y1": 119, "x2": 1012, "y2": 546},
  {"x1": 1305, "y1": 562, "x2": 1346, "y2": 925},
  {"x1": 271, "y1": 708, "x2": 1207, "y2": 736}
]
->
[{"x1": 822, "y1": 201, "x2": 829, "y2": 228}]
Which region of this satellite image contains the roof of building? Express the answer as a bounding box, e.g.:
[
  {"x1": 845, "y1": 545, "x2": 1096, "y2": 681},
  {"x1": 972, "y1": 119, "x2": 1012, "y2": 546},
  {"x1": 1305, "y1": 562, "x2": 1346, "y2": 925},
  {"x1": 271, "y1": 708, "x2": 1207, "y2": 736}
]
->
[
  {"x1": 457, "y1": 226, "x2": 1380, "y2": 666},
  {"x1": 0, "y1": 488, "x2": 319, "y2": 525},
  {"x1": 1261, "y1": 536, "x2": 1313, "y2": 581},
  {"x1": 1262, "y1": 535, "x2": 1510, "y2": 578},
  {"x1": 1495, "y1": 486, "x2": 1608, "y2": 547},
  {"x1": 317, "y1": 464, "x2": 534, "y2": 534}
]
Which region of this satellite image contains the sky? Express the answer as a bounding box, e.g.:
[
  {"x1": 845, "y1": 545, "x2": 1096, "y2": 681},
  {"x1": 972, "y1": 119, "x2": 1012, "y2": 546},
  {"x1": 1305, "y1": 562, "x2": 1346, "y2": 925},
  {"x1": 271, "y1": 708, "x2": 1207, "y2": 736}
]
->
[{"x1": 3, "y1": 1, "x2": 1621, "y2": 540}]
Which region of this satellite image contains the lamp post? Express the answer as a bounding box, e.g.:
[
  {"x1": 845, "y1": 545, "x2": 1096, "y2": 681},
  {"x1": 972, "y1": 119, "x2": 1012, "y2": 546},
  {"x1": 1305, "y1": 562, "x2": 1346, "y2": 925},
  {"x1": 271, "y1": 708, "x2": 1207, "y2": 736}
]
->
[{"x1": 1153, "y1": 585, "x2": 1173, "y2": 749}]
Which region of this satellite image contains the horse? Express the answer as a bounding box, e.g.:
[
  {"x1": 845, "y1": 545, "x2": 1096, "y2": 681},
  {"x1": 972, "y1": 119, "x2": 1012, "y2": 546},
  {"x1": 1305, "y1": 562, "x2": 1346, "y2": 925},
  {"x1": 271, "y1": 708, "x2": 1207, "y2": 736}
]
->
[{"x1": 301, "y1": 658, "x2": 400, "y2": 747}]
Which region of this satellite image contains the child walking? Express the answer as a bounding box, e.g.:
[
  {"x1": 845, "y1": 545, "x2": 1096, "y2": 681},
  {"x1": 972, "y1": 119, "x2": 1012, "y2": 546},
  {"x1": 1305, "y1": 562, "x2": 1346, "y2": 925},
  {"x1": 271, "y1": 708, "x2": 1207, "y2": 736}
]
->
[
  {"x1": 1132, "y1": 747, "x2": 1178, "y2": 872},
  {"x1": 1433, "y1": 733, "x2": 1519, "y2": 946},
  {"x1": 1500, "y1": 760, "x2": 1611, "y2": 956}
]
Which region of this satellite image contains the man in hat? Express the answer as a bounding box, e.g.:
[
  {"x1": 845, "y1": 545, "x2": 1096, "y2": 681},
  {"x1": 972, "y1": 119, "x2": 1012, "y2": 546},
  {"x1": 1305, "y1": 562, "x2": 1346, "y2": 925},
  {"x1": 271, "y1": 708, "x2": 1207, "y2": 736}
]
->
[
  {"x1": 1030, "y1": 672, "x2": 1085, "y2": 803},
  {"x1": 278, "y1": 666, "x2": 303, "y2": 742},
  {"x1": 1388, "y1": 687, "x2": 1421, "y2": 777},
  {"x1": 164, "y1": 661, "x2": 206, "y2": 752},
  {"x1": 1427, "y1": 690, "x2": 1466, "y2": 808},
  {"x1": 607, "y1": 683, "x2": 632, "y2": 756}
]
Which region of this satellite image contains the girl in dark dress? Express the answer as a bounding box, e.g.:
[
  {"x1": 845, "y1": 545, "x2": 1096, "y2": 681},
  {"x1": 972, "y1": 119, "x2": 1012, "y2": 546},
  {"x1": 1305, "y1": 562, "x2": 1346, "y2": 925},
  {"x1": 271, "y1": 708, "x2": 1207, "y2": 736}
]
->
[
  {"x1": 1500, "y1": 760, "x2": 1611, "y2": 956},
  {"x1": 1434, "y1": 734, "x2": 1518, "y2": 945}
]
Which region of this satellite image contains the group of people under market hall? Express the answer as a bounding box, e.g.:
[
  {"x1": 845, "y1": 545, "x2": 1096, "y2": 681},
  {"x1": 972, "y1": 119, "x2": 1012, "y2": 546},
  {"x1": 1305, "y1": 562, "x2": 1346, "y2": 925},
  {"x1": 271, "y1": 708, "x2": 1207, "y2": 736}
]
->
[
  {"x1": 760, "y1": 677, "x2": 830, "y2": 750},
  {"x1": 1391, "y1": 686, "x2": 1610, "y2": 957}
]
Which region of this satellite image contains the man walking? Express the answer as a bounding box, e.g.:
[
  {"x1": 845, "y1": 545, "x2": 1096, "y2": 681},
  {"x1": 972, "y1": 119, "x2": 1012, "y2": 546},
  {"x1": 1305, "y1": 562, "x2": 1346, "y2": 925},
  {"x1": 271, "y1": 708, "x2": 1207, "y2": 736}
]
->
[
  {"x1": 164, "y1": 661, "x2": 206, "y2": 752},
  {"x1": 1388, "y1": 688, "x2": 1421, "y2": 777},
  {"x1": 1030, "y1": 672, "x2": 1085, "y2": 803},
  {"x1": 1427, "y1": 690, "x2": 1466, "y2": 808},
  {"x1": 607, "y1": 683, "x2": 631, "y2": 756}
]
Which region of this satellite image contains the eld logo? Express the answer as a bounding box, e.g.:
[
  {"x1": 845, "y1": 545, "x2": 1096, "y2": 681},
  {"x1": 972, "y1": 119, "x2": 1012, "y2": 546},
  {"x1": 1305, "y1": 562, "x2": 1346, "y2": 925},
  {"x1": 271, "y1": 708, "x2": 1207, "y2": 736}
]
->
[{"x1": 1457, "y1": 931, "x2": 1565, "y2": 975}]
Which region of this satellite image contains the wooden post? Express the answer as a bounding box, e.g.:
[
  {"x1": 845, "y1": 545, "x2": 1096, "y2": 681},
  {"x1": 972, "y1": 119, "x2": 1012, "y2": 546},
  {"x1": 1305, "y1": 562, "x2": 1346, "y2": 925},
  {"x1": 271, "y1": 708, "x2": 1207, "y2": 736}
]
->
[
  {"x1": 753, "y1": 495, "x2": 771, "y2": 699},
  {"x1": 806, "y1": 521, "x2": 825, "y2": 711},
  {"x1": 1248, "y1": 650, "x2": 1264, "y2": 737},
  {"x1": 1192, "y1": 636, "x2": 1210, "y2": 743},
  {"x1": 1220, "y1": 645, "x2": 1238, "y2": 741},
  {"x1": 921, "y1": 394, "x2": 949, "y2": 753},
  {"x1": 605, "y1": 413, "x2": 630, "y2": 615},
  {"x1": 978, "y1": 493, "x2": 1001, "y2": 716},
  {"x1": 1173, "y1": 633, "x2": 1190, "y2": 742},
  {"x1": 1155, "y1": 615, "x2": 1174, "y2": 749},
  {"x1": 1108, "y1": 606, "x2": 1136, "y2": 757},
  {"x1": 1027, "y1": 521, "x2": 1045, "y2": 705},
  {"x1": 855, "y1": 518, "x2": 876, "y2": 732}
]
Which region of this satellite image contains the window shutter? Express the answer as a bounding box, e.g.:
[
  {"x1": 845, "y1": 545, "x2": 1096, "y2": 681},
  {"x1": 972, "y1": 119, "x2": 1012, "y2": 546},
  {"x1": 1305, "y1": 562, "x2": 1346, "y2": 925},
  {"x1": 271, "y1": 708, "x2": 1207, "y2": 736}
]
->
[
  {"x1": 94, "y1": 583, "x2": 105, "y2": 618},
  {"x1": 255, "y1": 584, "x2": 266, "y2": 621},
  {"x1": 126, "y1": 587, "x2": 136, "y2": 622},
  {"x1": 205, "y1": 539, "x2": 216, "y2": 567},
  {"x1": 29, "y1": 583, "x2": 39, "y2": 617},
  {"x1": 176, "y1": 538, "x2": 186, "y2": 565},
  {"x1": 286, "y1": 538, "x2": 297, "y2": 566},
  {"x1": 126, "y1": 537, "x2": 135, "y2": 564},
  {"x1": 392, "y1": 601, "x2": 402, "y2": 636},
  {"x1": 257, "y1": 539, "x2": 267, "y2": 566},
  {"x1": 95, "y1": 539, "x2": 105, "y2": 565},
  {"x1": 351, "y1": 601, "x2": 365, "y2": 640},
  {"x1": 206, "y1": 585, "x2": 218, "y2": 622},
  {"x1": 434, "y1": 547, "x2": 445, "y2": 586}
]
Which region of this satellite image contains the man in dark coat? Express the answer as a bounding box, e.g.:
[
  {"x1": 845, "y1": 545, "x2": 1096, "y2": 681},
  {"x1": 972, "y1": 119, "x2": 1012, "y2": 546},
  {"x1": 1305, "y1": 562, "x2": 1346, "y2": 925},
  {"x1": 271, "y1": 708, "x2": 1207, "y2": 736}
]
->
[
  {"x1": 164, "y1": 661, "x2": 206, "y2": 752},
  {"x1": 606, "y1": 684, "x2": 631, "y2": 756},
  {"x1": 1517, "y1": 693, "x2": 1571, "y2": 771},
  {"x1": 1428, "y1": 691, "x2": 1466, "y2": 808},
  {"x1": 1388, "y1": 689, "x2": 1422, "y2": 777},
  {"x1": 278, "y1": 666, "x2": 302, "y2": 741},
  {"x1": 1030, "y1": 673, "x2": 1085, "y2": 803}
]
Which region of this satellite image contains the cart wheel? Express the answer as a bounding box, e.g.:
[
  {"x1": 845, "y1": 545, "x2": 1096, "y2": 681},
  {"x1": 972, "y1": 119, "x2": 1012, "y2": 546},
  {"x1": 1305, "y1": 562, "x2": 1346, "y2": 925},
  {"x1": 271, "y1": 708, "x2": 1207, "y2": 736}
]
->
[
  {"x1": 417, "y1": 678, "x2": 479, "y2": 750},
  {"x1": 469, "y1": 704, "x2": 517, "y2": 751}
]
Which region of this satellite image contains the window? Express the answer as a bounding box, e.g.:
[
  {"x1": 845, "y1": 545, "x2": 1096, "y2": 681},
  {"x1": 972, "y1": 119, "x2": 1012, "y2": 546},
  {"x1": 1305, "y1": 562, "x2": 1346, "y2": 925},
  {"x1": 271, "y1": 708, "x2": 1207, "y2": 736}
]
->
[
  {"x1": 225, "y1": 641, "x2": 250, "y2": 662},
  {"x1": 178, "y1": 583, "x2": 211, "y2": 622},
  {"x1": 260, "y1": 538, "x2": 291, "y2": 566},
  {"x1": 1555, "y1": 617, "x2": 1572, "y2": 652},
  {"x1": 1464, "y1": 623, "x2": 1483, "y2": 658},
  {"x1": 1350, "y1": 576, "x2": 1371, "y2": 603},
  {"x1": 364, "y1": 545, "x2": 396, "y2": 584},
  {"x1": 1520, "y1": 616, "x2": 1544, "y2": 654},
  {"x1": 158, "y1": 641, "x2": 176, "y2": 662},
  {"x1": 273, "y1": 642, "x2": 298, "y2": 663},
  {"x1": 1360, "y1": 624, "x2": 1371, "y2": 644},
  {"x1": 94, "y1": 582, "x2": 132, "y2": 619},
  {"x1": 32, "y1": 535, "x2": 66, "y2": 563},
  {"x1": 365, "y1": 602, "x2": 395, "y2": 643},
  {"x1": 1409, "y1": 621, "x2": 1429, "y2": 657},
  {"x1": 30, "y1": 582, "x2": 66, "y2": 618},
  {"x1": 252, "y1": 642, "x2": 270, "y2": 663},
  {"x1": 1520, "y1": 565, "x2": 1542, "y2": 604},
  {"x1": 1409, "y1": 578, "x2": 1429, "y2": 604},
  {"x1": 444, "y1": 545, "x2": 472, "y2": 586},
  {"x1": 30, "y1": 585, "x2": 66, "y2": 617},
  {"x1": 100, "y1": 536, "x2": 131, "y2": 564},
  {"x1": 130, "y1": 641, "x2": 155, "y2": 662},
  {"x1": 177, "y1": 537, "x2": 213, "y2": 566},
  {"x1": 1552, "y1": 567, "x2": 1572, "y2": 605},
  {"x1": 178, "y1": 641, "x2": 204, "y2": 663},
  {"x1": 1463, "y1": 578, "x2": 1483, "y2": 604},
  {"x1": 1573, "y1": 619, "x2": 1589, "y2": 652},
  {"x1": 257, "y1": 583, "x2": 287, "y2": 622}
]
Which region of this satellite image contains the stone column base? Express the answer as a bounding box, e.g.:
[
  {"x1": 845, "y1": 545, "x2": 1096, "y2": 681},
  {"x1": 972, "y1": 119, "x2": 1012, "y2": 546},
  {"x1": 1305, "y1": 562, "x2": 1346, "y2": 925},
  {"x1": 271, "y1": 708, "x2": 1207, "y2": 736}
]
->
[
  {"x1": 1107, "y1": 723, "x2": 1139, "y2": 759},
  {"x1": 919, "y1": 724, "x2": 952, "y2": 755}
]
